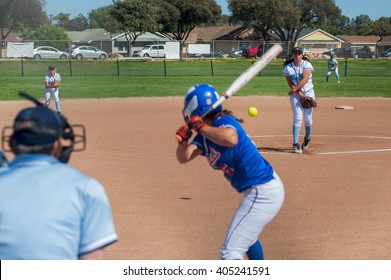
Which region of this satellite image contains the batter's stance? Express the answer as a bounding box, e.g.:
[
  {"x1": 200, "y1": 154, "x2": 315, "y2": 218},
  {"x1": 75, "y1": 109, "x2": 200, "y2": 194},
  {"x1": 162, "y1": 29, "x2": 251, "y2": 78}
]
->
[
  {"x1": 176, "y1": 84, "x2": 285, "y2": 260},
  {"x1": 44, "y1": 65, "x2": 61, "y2": 114}
]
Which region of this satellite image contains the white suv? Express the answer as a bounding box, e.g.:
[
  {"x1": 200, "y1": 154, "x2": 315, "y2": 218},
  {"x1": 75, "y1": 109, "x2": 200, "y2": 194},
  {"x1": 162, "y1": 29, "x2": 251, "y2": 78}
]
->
[{"x1": 133, "y1": 45, "x2": 165, "y2": 58}]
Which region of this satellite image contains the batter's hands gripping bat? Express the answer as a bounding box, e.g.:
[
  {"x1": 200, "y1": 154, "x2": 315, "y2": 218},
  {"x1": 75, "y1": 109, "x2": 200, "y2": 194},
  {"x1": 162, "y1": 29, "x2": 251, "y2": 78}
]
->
[{"x1": 201, "y1": 44, "x2": 283, "y2": 118}]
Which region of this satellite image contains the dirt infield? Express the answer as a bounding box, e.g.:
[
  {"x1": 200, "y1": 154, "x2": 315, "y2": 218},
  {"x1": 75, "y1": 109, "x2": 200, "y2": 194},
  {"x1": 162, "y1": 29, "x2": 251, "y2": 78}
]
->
[{"x1": 1, "y1": 96, "x2": 390, "y2": 260}]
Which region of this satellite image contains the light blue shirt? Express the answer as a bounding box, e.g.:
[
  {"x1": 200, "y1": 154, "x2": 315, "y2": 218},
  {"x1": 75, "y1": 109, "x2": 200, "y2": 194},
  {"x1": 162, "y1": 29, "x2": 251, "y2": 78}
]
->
[
  {"x1": 0, "y1": 154, "x2": 118, "y2": 260},
  {"x1": 328, "y1": 58, "x2": 339, "y2": 70}
]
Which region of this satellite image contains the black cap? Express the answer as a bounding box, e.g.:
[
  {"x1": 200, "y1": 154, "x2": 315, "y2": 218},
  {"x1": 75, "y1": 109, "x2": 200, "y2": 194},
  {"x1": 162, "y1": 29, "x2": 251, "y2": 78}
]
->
[
  {"x1": 48, "y1": 65, "x2": 55, "y2": 70},
  {"x1": 292, "y1": 47, "x2": 303, "y2": 54},
  {"x1": 12, "y1": 106, "x2": 65, "y2": 146}
]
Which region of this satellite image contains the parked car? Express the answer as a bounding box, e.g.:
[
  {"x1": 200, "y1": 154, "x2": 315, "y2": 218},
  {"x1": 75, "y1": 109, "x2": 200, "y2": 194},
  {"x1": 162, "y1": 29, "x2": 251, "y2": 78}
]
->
[
  {"x1": 68, "y1": 46, "x2": 108, "y2": 60},
  {"x1": 230, "y1": 46, "x2": 247, "y2": 56},
  {"x1": 33, "y1": 46, "x2": 69, "y2": 60},
  {"x1": 322, "y1": 48, "x2": 345, "y2": 58},
  {"x1": 257, "y1": 44, "x2": 290, "y2": 59},
  {"x1": 380, "y1": 48, "x2": 391, "y2": 57},
  {"x1": 345, "y1": 46, "x2": 375, "y2": 59},
  {"x1": 241, "y1": 46, "x2": 258, "y2": 58},
  {"x1": 242, "y1": 44, "x2": 289, "y2": 59},
  {"x1": 190, "y1": 48, "x2": 228, "y2": 58},
  {"x1": 132, "y1": 44, "x2": 165, "y2": 58},
  {"x1": 323, "y1": 47, "x2": 375, "y2": 59}
]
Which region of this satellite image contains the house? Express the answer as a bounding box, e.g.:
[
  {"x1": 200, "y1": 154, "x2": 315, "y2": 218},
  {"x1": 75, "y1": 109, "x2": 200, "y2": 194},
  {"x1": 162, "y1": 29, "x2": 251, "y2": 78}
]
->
[
  {"x1": 337, "y1": 35, "x2": 379, "y2": 51},
  {"x1": 111, "y1": 32, "x2": 170, "y2": 56},
  {"x1": 66, "y1": 28, "x2": 171, "y2": 56},
  {"x1": 186, "y1": 25, "x2": 244, "y2": 42},
  {"x1": 337, "y1": 35, "x2": 391, "y2": 53},
  {"x1": 183, "y1": 25, "x2": 246, "y2": 55},
  {"x1": 268, "y1": 28, "x2": 344, "y2": 57},
  {"x1": 67, "y1": 28, "x2": 113, "y2": 54},
  {"x1": 295, "y1": 29, "x2": 344, "y2": 57},
  {"x1": 185, "y1": 26, "x2": 346, "y2": 57},
  {"x1": 379, "y1": 35, "x2": 391, "y2": 51}
]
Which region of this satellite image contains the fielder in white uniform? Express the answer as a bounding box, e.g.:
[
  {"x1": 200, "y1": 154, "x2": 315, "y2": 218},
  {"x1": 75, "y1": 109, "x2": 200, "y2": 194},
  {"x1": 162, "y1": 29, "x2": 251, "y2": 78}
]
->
[
  {"x1": 326, "y1": 54, "x2": 340, "y2": 83},
  {"x1": 44, "y1": 65, "x2": 61, "y2": 113}
]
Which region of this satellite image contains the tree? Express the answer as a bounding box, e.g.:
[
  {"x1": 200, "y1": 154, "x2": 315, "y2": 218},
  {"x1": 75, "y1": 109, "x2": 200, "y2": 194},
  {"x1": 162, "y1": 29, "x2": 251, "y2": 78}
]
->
[
  {"x1": 352, "y1": 14, "x2": 373, "y2": 35},
  {"x1": 372, "y1": 17, "x2": 391, "y2": 56},
  {"x1": 0, "y1": 0, "x2": 48, "y2": 56},
  {"x1": 68, "y1": 14, "x2": 89, "y2": 31},
  {"x1": 105, "y1": 0, "x2": 161, "y2": 56},
  {"x1": 53, "y1": 13, "x2": 89, "y2": 31},
  {"x1": 152, "y1": 0, "x2": 222, "y2": 43},
  {"x1": 229, "y1": 0, "x2": 293, "y2": 40},
  {"x1": 228, "y1": 0, "x2": 341, "y2": 44},
  {"x1": 21, "y1": 24, "x2": 71, "y2": 51},
  {"x1": 89, "y1": 6, "x2": 113, "y2": 29}
]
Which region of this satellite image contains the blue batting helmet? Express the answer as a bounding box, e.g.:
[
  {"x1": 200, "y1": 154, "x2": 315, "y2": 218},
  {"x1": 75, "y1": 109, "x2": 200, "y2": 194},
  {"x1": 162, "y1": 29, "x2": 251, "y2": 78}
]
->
[{"x1": 182, "y1": 84, "x2": 222, "y2": 122}]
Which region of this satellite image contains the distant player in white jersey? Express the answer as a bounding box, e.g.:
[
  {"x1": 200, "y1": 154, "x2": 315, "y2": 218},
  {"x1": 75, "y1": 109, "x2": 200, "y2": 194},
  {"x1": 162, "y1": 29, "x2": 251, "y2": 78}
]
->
[
  {"x1": 326, "y1": 53, "x2": 340, "y2": 83},
  {"x1": 44, "y1": 65, "x2": 62, "y2": 114}
]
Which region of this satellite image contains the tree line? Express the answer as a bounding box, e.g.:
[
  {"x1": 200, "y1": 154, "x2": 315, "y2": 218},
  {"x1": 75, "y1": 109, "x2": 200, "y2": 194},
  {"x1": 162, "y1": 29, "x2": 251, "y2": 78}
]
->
[{"x1": 1, "y1": 0, "x2": 390, "y2": 57}]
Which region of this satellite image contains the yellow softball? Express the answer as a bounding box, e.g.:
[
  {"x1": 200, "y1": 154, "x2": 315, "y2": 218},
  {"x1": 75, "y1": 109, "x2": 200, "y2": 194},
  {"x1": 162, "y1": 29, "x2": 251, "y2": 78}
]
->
[{"x1": 248, "y1": 107, "x2": 258, "y2": 117}]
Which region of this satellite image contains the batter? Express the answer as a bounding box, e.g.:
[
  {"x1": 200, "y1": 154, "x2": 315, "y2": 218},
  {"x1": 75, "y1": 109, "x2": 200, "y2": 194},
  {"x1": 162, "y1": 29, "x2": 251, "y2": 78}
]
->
[{"x1": 176, "y1": 84, "x2": 285, "y2": 260}]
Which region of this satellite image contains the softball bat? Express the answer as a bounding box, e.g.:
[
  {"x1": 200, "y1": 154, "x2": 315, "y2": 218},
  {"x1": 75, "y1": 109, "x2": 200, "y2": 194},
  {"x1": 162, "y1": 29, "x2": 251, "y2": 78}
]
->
[{"x1": 201, "y1": 44, "x2": 283, "y2": 118}]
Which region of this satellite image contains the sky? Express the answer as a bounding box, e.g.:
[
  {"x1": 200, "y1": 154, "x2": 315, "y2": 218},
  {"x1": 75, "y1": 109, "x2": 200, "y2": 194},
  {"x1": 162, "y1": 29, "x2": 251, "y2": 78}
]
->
[{"x1": 44, "y1": 0, "x2": 390, "y2": 21}]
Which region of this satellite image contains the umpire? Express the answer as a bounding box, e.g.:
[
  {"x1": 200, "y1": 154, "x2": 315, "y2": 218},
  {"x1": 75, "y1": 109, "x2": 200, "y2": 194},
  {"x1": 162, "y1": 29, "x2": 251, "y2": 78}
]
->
[{"x1": 0, "y1": 102, "x2": 118, "y2": 259}]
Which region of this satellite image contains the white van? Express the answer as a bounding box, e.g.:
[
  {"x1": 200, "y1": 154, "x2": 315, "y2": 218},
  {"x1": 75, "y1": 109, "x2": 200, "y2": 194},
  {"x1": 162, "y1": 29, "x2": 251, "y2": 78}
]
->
[{"x1": 133, "y1": 44, "x2": 165, "y2": 58}]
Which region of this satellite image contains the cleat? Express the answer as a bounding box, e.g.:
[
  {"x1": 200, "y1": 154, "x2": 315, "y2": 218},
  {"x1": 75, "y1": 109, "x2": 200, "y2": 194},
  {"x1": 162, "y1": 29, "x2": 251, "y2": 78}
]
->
[
  {"x1": 292, "y1": 143, "x2": 302, "y2": 154},
  {"x1": 302, "y1": 138, "x2": 310, "y2": 150}
]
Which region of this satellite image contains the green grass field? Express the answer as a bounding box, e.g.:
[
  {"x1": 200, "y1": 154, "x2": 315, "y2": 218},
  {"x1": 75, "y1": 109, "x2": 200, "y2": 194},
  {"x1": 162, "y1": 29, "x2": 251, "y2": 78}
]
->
[{"x1": 1, "y1": 58, "x2": 390, "y2": 100}]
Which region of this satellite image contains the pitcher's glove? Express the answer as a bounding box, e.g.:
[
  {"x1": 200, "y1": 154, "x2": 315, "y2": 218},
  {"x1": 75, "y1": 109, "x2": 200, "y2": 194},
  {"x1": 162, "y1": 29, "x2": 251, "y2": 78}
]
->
[{"x1": 300, "y1": 96, "x2": 318, "y2": 109}]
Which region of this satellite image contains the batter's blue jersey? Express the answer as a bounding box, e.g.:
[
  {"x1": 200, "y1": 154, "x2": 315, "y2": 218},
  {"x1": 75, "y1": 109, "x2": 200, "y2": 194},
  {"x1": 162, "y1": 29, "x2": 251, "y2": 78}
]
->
[
  {"x1": 0, "y1": 154, "x2": 118, "y2": 260},
  {"x1": 192, "y1": 115, "x2": 274, "y2": 192}
]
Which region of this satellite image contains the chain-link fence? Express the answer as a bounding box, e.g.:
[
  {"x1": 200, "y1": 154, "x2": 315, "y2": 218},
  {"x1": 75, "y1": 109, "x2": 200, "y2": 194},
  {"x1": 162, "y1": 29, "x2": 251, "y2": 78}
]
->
[
  {"x1": 2, "y1": 38, "x2": 390, "y2": 59},
  {"x1": 1, "y1": 57, "x2": 390, "y2": 78}
]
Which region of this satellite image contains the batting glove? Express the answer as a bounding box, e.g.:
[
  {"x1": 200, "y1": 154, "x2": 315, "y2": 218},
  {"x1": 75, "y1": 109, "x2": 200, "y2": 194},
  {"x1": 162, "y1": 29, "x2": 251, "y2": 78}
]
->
[
  {"x1": 188, "y1": 116, "x2": 207, "y2": 133},
  {"x1": 176, "y1": 124, "x2": 192, "y2": 145}
]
